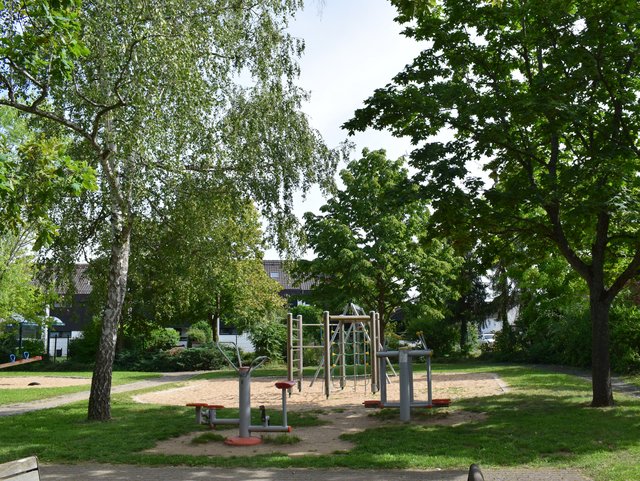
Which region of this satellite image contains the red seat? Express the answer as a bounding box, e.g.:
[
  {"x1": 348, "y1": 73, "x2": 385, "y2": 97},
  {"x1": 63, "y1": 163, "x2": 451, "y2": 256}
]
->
[{"x1": 275, "y1": 380, "x2": 296, "y2": 390}]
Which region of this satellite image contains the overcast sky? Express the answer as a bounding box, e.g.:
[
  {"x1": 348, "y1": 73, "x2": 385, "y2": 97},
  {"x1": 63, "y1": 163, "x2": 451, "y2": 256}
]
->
[{"x1": 266, "y1": 1, "x2": 423, "y2": 257}]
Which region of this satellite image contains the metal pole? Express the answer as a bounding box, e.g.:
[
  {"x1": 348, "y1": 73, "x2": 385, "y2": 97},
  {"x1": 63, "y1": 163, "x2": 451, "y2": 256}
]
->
[
  {"x1": 399, "y1": 349, "x2": 411, "y2": 422},
  {"x1": 409, "y1": 354, "x2": 414, "y2": 402},
  {"x1": 323, "y1": 311, "x2": 331, "y2": 399},
  {"x1": 370, "y1": 311, "x2": 378, "y2": 393},
  {"x1": 238, "y1": 367, "x2": 251, "y2": 438},
  {"x1": 281, "y1": 387, "x2": 288, "y2": 427},
  {"x1": 378, "y1": 353, "x2": 387, "y2": 404}
]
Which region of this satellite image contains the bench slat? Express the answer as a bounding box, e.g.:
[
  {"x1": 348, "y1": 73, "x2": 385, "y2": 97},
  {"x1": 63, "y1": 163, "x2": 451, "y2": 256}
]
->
[
  {"x1": 0, "y1": 457, "x2": 39, "y2": 481},
  {"x1": 1, "y1": 472, "x2": 40, "y2": 481}
]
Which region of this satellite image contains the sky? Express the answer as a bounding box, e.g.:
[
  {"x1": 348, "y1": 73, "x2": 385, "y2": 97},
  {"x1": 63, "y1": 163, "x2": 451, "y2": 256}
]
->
[{"x1": 266, "y1": 0, "x2": 424, "y2": 258}]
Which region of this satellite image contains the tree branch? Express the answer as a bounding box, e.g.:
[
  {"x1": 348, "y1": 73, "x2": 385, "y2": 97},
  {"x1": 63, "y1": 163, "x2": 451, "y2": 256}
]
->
[
  {"x1": 544, "y1": 203, "x2": 590, "y2": 280},
  {"x1": 0, "y1": 98, "x2": 98, "y2": 150},
  {"x1": 607, "y1": 245, "x2": 640, "y2": 303}
]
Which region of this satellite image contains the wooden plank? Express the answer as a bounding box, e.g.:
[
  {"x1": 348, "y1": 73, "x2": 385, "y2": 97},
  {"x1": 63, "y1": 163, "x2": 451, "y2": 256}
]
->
[
  {"x1": 0, "y1": 457, "x2": 39, "y2": 480},
  {"x1": 328, "y1": 315, "x2": 371, "y2": 322},
  {"x1": 0, "y1": 356, "x2": 43, "y2": 370}
]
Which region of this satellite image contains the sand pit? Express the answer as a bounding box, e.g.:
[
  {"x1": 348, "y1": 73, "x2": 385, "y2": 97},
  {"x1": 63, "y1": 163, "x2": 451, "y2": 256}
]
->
[
  {"x1": 0, "y1": 376, "x2": 91, "y2": 389},
  {"x1": 137, "y1": 372, "x2": 507, "y2": 457}
]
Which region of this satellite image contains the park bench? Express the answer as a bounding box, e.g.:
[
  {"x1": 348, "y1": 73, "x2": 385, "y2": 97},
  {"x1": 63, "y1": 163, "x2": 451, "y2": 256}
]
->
[{"x1": 0, "y1": 456, "x2": 40, "y2": 480}]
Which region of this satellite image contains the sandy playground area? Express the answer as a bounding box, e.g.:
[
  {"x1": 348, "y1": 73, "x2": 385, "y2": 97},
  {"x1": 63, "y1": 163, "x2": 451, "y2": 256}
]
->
[
  {"x1": 135, "y1": 371, "x2": 509, "y2": 457},
  {"x1": 0, "y1": 375, "x2": 91, "y2": 388}
]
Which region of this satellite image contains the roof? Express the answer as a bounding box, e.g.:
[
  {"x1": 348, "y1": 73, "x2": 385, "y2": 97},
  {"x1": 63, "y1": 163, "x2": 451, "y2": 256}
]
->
[
  {"x1": 66, "y1": 261, "x2": 312, "y2": 295},
  {"x1": 262, "y1": 260, "x2": 314, "y2": 291},
  {"x1": 73, "y1": 264, "x2": 92, "y2": 295}
]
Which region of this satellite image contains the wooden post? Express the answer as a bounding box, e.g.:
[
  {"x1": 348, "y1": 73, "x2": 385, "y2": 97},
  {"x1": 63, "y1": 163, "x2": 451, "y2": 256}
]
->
[
  {"x1": 339, "y1": 321, "x2": 346, "y2": 389},
  {"x1": 297, "y1": 315, "x2": 303, "y2": 392},
  {"x1": 323, "y1": 310, "x2": 331, "y2": 399}
]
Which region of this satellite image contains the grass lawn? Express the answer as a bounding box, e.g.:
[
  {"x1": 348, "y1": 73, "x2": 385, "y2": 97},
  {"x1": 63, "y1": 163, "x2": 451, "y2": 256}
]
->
[
  {"x1": 0, "y1": 364, "x2": 637, "y2": 481},
  {"x1": 0, "y1": 371, "x2": 161, "y2": 405}
]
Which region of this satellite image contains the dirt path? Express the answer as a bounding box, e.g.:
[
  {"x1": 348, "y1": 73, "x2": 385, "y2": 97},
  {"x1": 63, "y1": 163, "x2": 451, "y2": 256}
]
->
[{"x1": 0, "y1": 372, "x2": 199, "y2": 417}]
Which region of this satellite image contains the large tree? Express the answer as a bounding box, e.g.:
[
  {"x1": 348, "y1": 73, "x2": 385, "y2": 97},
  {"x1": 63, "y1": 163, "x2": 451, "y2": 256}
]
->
[
  {"x1": 120, "y1": 178, "x2": 284, "y2": 337},
  {"x1": 346, "y1": 0, "x2": 640, "y2": 406},
  {"x1": 1, "y1": 0, "x2": 338, "y2": 420},
  {"x1": 296, "y1": 148, "x2": 460, "y2": 340}
]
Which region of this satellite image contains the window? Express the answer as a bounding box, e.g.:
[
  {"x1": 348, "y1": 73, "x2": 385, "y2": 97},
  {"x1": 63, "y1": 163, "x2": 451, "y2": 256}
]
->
[{"x1": 270, "y1": 272, "x2": 280, "y2": 279}]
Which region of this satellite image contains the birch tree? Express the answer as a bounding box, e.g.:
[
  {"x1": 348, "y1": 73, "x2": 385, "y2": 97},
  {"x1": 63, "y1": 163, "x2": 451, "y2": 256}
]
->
[{"x1": 1, "y1": 0, "x2": 338, "y2": 420}]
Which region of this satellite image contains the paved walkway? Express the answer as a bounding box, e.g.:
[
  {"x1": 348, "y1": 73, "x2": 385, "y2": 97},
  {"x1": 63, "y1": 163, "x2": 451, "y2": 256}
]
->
[
  {"x1": 40, "y1": 464, "x2": 592, "y2": 481},
  {"x1": 0, "y1": 371, "x2": 199, "y2": 417}
]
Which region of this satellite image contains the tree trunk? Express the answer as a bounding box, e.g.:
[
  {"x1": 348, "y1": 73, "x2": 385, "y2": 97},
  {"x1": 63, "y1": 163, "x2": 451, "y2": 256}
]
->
[
  {"x1": 87, "y1": 218, "x2": 132, "y2": 421},
  {"x1": 589, "y1": 285, "x2": 614, "y2": 407},
  {"x1": 460, "y1": 318, "x2": 468, "y2": 351}
]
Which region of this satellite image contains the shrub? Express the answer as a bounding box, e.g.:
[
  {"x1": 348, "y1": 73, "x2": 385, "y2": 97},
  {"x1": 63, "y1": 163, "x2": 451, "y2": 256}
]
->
[
  {"x1": 610, "y1": 302, "x2": 640, "y2": 373},
  {"x1": 146, "y1": 327, "x2": 180, "y2": 351},
  {"x1": 19, "y1": 339, "x2": 45, "y2": 358},
  {"x1": 186, "y1": 327, "x2": 208, "y2": 345},
  {"x1": 404, "y1": 317, "x2": 457, "y2": 357},
  {"x1": 248, "y1": 317, "x2": 287, "y2": 361},
  {"x1": 114, "y1": 346, "x2": 230, "y2": 371},
  {"x1": 189, "y1": 320, "x2": 213, "y2": 342},
  {"x1": 68, "y1": 316, "x2": 102, "y2": 363}
]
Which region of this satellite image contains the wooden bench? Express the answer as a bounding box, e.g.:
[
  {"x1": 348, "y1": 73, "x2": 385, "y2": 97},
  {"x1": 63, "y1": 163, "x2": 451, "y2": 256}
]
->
[{"x1": 0, "y1": 456, "x2": 40, "y2": 480}]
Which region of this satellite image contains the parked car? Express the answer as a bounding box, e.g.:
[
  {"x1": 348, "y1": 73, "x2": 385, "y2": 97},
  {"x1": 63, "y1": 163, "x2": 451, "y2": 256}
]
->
[{"x1": 479, "y1": 333, "x2": 495, "y2": 346}]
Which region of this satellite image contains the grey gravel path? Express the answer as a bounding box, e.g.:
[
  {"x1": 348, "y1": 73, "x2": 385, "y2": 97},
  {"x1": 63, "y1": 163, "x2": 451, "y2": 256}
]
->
[
  {"x1": 0, "y1": 371, "x2": 200, "y2": 416},
  {"x1": 40, "y1": 464, "x2": 593, "y2": 481}
]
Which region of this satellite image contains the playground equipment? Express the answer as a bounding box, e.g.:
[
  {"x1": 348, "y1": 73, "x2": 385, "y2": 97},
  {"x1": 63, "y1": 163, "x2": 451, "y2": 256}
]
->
[
  {"x1": 287, "y1": 303, "x2": 393, "y2": 399},
  {"x1": 365, "y1": 333, "x2": 450, "y2": 421},
  {"x1": 206, "y1": 342, "x2": 293, "y2": 446},
  {"x1": 0, "y1": 352, "x2": 42, "y2": 369}
]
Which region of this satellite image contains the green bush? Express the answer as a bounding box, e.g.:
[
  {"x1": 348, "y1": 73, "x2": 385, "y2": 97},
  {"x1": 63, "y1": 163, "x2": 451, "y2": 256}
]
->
[
  {"x1": 248, "y1": 317, "x2": 287, "y2": 361},
  {"x1": 189, "y1": 320, "x2": 213, "y2": 342},
  {"x1": 404, "y1": 317, "x2": 457, "y2": 357},
  {"x1": 146, "y1": 327, "x2": 180, "y2": 351},
  {"x1": 19, "y1": 339, "x2": 45, "y2": 358},
  {"x1": 610, "y1": 302, "x2": 640, "y2": 373},
  {"x1": 68, "y1": 316, "x2": 102, "y2": 363},
  {"x1": 114, "y1": 347, "x2": 230, "y2": 371},
  {"x1": 186, "y1": 327, "x2": 208, "y2": 345}
]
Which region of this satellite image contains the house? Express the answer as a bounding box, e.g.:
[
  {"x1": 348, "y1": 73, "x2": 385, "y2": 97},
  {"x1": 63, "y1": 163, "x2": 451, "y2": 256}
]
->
[
  {"x1": 50, "y1": 260, "x2": 312, "y2": 354},
  {"x1": 48, "y1": 265, "x2": 93, "y2": 357},
  {"x1": 480, "y1": 307, "x2": 519, "y2": 335}
]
